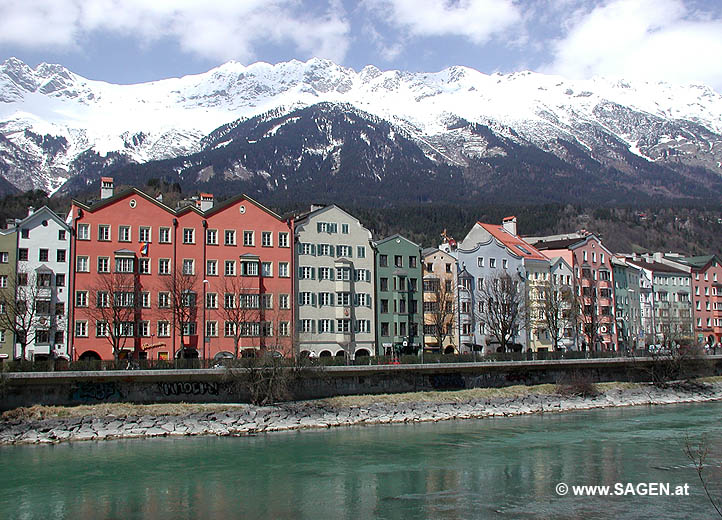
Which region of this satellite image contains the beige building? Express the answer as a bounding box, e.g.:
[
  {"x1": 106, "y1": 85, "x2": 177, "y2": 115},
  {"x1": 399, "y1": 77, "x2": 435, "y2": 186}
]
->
[
  {"x1": 294, "y1": 205, "x2": 376, "y2": 358},
  {"x1": 422, "y1": 248, "x2": 458, "y2": 353}
]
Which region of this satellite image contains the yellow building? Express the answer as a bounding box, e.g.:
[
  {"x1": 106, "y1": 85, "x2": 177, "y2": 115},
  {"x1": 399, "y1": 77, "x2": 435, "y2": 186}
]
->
[{"x1": 422, "y1": 248, "x2": 458, "y2": 353}]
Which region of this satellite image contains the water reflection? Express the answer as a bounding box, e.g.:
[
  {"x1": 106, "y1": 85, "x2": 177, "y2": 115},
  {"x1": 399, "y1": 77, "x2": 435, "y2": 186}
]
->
[{"x1": 1, "y1": 402, "x2": 721, "y2": 519}]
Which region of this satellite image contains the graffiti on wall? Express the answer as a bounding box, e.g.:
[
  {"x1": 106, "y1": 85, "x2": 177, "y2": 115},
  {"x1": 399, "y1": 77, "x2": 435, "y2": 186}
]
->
[
  {"x1": 72, "y1": 382, "x2": 124, "y2": 402},
  {"x1": 156, "y1": 381, "x2": 221, "y2": 396}
]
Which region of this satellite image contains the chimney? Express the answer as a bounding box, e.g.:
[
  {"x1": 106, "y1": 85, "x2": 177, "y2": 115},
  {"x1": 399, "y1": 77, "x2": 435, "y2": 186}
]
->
[
  {"x1": 100, "y1": 177, "x2": 114, "y2": 200},
  {"x1": 502, "y1": 216, "x2": 517, "y2": 236},
  {"x1": 198, "y1": 193, "x2": 214, "y2": 211},
  {"x1": 310, "y1": 204, "x2": 326, "y2": 212},
  {"x1": 653, "y1": 252, "x2": 663, "y2": 262},
  {"x1": 27, "y1": 206, "x2": 35, "y2": 217}
]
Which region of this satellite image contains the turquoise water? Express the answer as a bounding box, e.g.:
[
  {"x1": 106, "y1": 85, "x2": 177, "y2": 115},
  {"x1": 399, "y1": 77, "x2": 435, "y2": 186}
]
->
[{"x1": 1, "y1": 402, "x2": 721, "y2": 519}]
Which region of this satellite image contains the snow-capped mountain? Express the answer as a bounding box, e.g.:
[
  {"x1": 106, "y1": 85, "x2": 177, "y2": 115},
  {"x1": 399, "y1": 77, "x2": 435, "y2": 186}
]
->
[{"x1": 1, "y1": 56, "x2": 721, "y2": 201}]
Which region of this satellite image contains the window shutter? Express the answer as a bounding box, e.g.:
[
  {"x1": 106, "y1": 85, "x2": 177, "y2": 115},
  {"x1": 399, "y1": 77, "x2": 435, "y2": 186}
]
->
[
  {"x1": 329, "y1": 269, "x2": 335, "y2": 280},
  {"x1": 311, "y1": 267, "x2": 316, "y2": 280},
  {"x1": 312, "y1": 293, "x2": 317, "y2": 306},
  {"x1": 354, "y1": 294, "x2": 359, "y2": 307},
  {"x1": 329, "y1": 293, "x2": 334, "y2": 306},
  {"x1": 366, "y1": 294, "x2": 372, "y2": 307},
  {"x1": 298, "y1": 293, "x2": 304, "y2": 306},
  {"x1": 312, "y1": 320, "x2": 316, "y2": 333},
  {"x1": 310, "y1": 244, "x2": 316, "y2": 256},
  {"x1": 330, "y1": 320, "x2": 334, "y2": 333},
  {"x1": 336, "y1": 245, "x2": 342, "y2": 257}
]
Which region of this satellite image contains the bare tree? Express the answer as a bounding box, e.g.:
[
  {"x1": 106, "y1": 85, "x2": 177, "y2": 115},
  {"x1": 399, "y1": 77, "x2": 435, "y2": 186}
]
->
[
  {"x1": 423, "y1": 277, "x2": 456, "y2": 352},
  {"x1": 219, "y1": 275, "x2": 261, "y2": 359},
  {"x1": 475, "y1": 271, "x2": 528, "y2": 353},
  {"x1": 162, "y1": 265, "x2": 199, "y2": 358},
  {"x1": 0, "y1": 269, "x2": 45, "y2": 360},
  {"x1": 85, "y1": 271, "x2": 138, "y2": 361},
  {"x1": 685, "y1": 436, "x2": 722, "y2": 518},
  {"x1": 541, "y1": 279, "x2": 577, "y2": 351}
]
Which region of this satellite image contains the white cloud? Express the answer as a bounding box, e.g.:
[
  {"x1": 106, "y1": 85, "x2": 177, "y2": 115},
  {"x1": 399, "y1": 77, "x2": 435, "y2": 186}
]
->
[
  {"x1": 544, "y1": 0, "x2": 722, "y2": 90},
  {"x1": 0, "y1": 0, "x2": 351, "y2": 64},
  {"x1": 363, "y1": 0, "x2": 521, "y2": 44}
]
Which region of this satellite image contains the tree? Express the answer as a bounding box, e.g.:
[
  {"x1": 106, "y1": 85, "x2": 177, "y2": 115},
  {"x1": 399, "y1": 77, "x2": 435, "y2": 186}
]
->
[
  {"x1": 475, "y1": 271, "x2": 528, "y2": 353},
  {"x1": 685, "y1": 436, "x2": 722, "y2": 518},
  {"x1": 423, "y1": 277, "x2": 456, "y2": 352},
  {"x1": 541, "y1": 278, "x2": 577, "y2": 351},
  {"x1": 218, "y1": 275, "x2": 261, "y2": 359},
  {"x1": 162, "y1": 265, "x2": 199, "y2": 358},
  {"x1": 0, "y1": 269, "x2": 46, "y2": 361},
  {"x1": 85, "y1": 271, "x2": 138, "y2": 361}
]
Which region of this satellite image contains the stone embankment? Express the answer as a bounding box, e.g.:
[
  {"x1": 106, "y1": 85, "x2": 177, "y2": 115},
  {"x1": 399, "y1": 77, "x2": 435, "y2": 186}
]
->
[{"x1": 2, "y1": 382, "x2": 721, "y2": 445}]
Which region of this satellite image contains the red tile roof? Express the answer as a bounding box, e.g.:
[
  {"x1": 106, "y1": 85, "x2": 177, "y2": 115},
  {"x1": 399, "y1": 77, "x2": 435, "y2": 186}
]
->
[{"x1": 478, "y1": 222, "x2": 548, "y2": 261}]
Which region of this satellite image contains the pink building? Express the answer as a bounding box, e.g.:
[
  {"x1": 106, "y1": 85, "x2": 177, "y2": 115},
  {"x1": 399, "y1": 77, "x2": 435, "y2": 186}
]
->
[{"x1": 69, "y1": 180, "x2": 294, "y2": 361}]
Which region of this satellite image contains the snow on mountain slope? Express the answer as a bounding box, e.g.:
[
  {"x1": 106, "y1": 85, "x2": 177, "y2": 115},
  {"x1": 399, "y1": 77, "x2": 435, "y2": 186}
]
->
[{"x1": 1, "y1": 56, "x2": 721, "y2": 194}]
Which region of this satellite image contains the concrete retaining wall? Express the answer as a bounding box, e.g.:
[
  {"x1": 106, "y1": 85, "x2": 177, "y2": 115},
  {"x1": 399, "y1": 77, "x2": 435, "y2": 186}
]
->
[{"x1": 2, "y1": 356, "x2": 721, "y2": 411}]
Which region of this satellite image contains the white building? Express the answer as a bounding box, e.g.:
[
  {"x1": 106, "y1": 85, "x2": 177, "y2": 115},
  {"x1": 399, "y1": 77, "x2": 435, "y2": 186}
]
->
[{"x1": 14, "y1": 206, "x2": 71, "y2": 360}]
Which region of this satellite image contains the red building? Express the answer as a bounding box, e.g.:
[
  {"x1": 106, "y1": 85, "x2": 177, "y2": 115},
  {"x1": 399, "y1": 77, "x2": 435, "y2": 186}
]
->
[
  {"x1": 69, "y1": 180, "x2": 294, "y2": 361},
  {"x1": 528, "y1": 232, "x2": 618, "y2": 351}
]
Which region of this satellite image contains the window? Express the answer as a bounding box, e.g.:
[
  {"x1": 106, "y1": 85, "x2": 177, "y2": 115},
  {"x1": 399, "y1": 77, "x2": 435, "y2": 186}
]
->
[
  {"x1": 336, "y1": 319, "x2": 351, "y2": 333},
  {"x1": 336, "y1": 292, "x2": 351, "y2": 306},
  {"x1": 279, "y1": 294, "x2": 290, "y2": 309},
  {"x1": 409, "y1": 256, "x2": 417, "y2": 268},
  {"x1": 56, "y1": 274, "x2": 65, "y2": 287},
  {"x1": 56, "y1": 249, "x2": 66, "y2": 262},
  {"x1": 279, "y1": 321, "x2": 290, "y2": 336},
  {"x1": 319, "y1": 267, "x2": 333, "y2": 280},
  {"x1": 300, "y1": 320, "x2": 313, "y2": 333},
  {"x1": 0, "y1": 275, "x2": 6, "y2": 288},
  {"x1": 279, "y1": 262, "x2": 289, "y2": 277},
  {"x1": 337, "y1": 245, "x2": 353, "y2": 257},
  {"x1": 159, "y1": 227, "x2": 171, "y2": 244},
  {"x1": 224, "y1": 322, "x2": 236, "y2": 337},
  {"x1": 299, "y1": 266, "x2": 315, "y2": 279},
  {"x1": 241, "y1": 261, "x2": 258, "y2": 276},
  {"x1": 158, "y1": 292, "x2": 170, "y2": 308},
  {"x1": 261, "y1": 262, "x2": 273, "y2": 277},
  {"x1": 76, "y1": 256, "x2": 89, "y2": 272},
  {"x1": 319, "y1": 292, "x2": 334, "y2": 306},
  {"x1": 183, "y1": 228, "x2": 195, "y2": 244},
  {"x1": 502, "y1": 259, "x2": 508, "y2": 269},
  {"x1": 158, "y1": 321, "x2": 170, "y2": 337},
  {"x1": 54, "y1": 331, "x2": 64, "y2": 344},
  {"x1": 224, "y1": 293, "x2": 236, "y2": 309},
  {"x1": 98, "y1": 257, "x2": 110, "y2": 273},
  {"x1": 75, "y1": 291, "x2": 88, "y2": 307},
  {"x1": 182, "y1": 259, "x2": 194, "y2": 275},
  {"x1": 96, "y1": 291, "x2": 109, "y2": 308},
  {"x1": 355, "y1": 269, "x2": 371, "y2": 282},
  {"x1": 299, "y1": 243, "x2": 314, "y2": 255},
  {"x1": 379, "y1": 255, "x2": 388, "y2": 267},
  {"x1": 318, "y1": 243, "x2": 333, "y2": 256},
  {"x1": 139, "y1": 321, "x2": 150, "y2": 337},
  {"x1": 278, "y1": 232, "x2": 289, "y2": 248},
  {"x1": 243, "y1": 231, "x2": 254, "y2": 246},
  {"x1": 224, "y1": 230, "x2": 236, "y2": 246},
  {"x1": 159, "y1": 258, "x2": 171, "y2": 275},
  {"x1": 39, "y1": 249, "x2": 49, "y2": 262},
  {"x1": 139, "y1": 226, "x2": 151, "y2": 243},
  {"x1": 206, "y1": 229, "x2": 218, "y2": 245},
  {"x1": 395, "y1": 255, "x2": 403, "y2": 267},
  {"x1": 356, "y1": 294, "x2": 371, "y2": 307},
  {"x1": 35, "y1": 300, "x2": 51, "y2": 315},
  {"x1": 77, "y1": 224, "x2": 90, "y2": 240},
  {"x1": 207, "y1": 260, "x2": 218, "y2": 276},
  {"x1": 141, "y1": 292, "x2": 151, "y2": 308},
  {"x1": 18, "y1": 248, "x2": 28, "y2": 261},
  {"x1": 319, "y1": 319, "x2": 334, "y2": 333},
  {"x1": 380, "y1": 277, "x2": 388, "y2": 291},
  {"x1": 21, "y1": 229, "x2": 29, "y2": 239},
  {"x1": 98, "y1": 225, "x2": 110, "y2": 241},
  {"x1": 262, "y1": 294, "x2": 273, "y2": 309},
  {"x1": 181, "y1": 291, "x2": 196, "y2": 308},
  {"x1": 299, "y1": 292, "x2": 313, "y2": 306},
  {"x1": 583, "y1": 250, "x2": 588, "y2": 262},
  {"x1": 317, "y1": 222, "x2": 337, "y2": 234},
  {"x1": 115, "y1": 257, "x2": 134, "y2": 273},
  {"x1": 489, "y1": 258, "x2": 496, "y2": 268},
  {"x1": 206, "y1": 292, "x2": 217, "y2": 309},
  {"x1": 225, "y1": 260, "x2": 236, "y2": 276},
  {"x1": 75, "y1": 320, "x2": 88, "y2": 337},
  {"x1": 139, "y1": 258, "x2": 151, "y2": 274},
  {"x1": 262, "y1": 232, "x2": 272, "y2": 247},
  {"x1": 357, "y1": 246, "x2": 366, "y2": 258},
  {"x1": 97, "y1": 321, "x2": 110, "y2": 339},
  {"x1": 381, "y1": 322, "x2": 389, "y2": 336},
  {"x1": 119, "y1": 225, "x2": 131, "y2": 242},
  {"x1": 341, "y1": 223, "x2": 349, "y2": 234},
  {"x1": 336, "y1": 266, "x2": 351, "y2": 281},
  {"x1": 206, "y1": 321, "x2": 218, "y2": 338},
  {"x1": 114, "y1": 291, "x2": 134, "y2": 307}
]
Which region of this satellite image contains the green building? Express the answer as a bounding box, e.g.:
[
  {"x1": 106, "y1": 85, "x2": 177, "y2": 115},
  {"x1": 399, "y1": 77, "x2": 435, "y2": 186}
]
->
[
  {"x1": 374, "y1": 235, "x2": 423, "y2": 356},
  {"x1": 0, "y1": 226, "x2": 17, "y2": 361},
  {"x1": 612, "y1": 258, "x2": 642, "y2": 350}
]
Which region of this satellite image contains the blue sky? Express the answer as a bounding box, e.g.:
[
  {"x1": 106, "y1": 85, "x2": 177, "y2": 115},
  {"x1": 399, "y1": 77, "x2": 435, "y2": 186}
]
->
[{"x1": 1, "y1": 0, "x2": 722, "y2": 91}]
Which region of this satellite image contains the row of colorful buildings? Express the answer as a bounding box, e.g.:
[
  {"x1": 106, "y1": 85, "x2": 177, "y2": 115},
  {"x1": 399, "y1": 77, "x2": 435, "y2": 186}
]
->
[{"x1": 1, "y1": 179, "x2": 721, "y2": 361}]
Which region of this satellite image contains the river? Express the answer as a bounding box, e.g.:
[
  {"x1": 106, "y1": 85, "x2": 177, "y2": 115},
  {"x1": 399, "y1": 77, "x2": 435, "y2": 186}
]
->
[{"x1": 2, "y1": 401, "x2": 721, "y2": 519}]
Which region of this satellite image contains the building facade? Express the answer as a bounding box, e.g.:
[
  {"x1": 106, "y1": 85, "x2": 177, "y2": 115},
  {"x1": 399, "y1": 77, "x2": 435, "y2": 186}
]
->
[
  {"x1": 422, "y1": 247, "x2": 457, "y2": 353},
  {"x1": 612, "y1": 258, "x2": 643, "y2": 350},
  {"x1": 0, "y1": 226, "x2": 17, "y2": 361},
  {"x1": 70, "y1": 181, "x2": 294, "y2": 360},
  {"x1": 294, "y1": 205, "x2": 375, "y2": 358},
  {"x1": 375, "y1": 235, "x2": 423, "y2": 356}
]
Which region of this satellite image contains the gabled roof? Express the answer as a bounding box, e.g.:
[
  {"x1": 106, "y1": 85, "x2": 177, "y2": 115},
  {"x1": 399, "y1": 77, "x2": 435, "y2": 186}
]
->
[
  {"x1": 478, "y1": 222, "x2": 548, "y2": 262},
  {"x1": 530, "y1": 237, "x2": 586, "y2": 250},
  {"x1": 14, "y1": 205, "x2": 70, "y2": 231},
  {"x1": 626, "y1": 259, "x2": 689, "y2": 275},
  {"x1": 673, "y1": 255, "x2": 718, "y2": 270},
  {"x1": 73, "y1": 188, "x2": 284, "y2": 221},
  {"x1": 374, "y1": 233, "x2": 421, "y2": 249}
]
